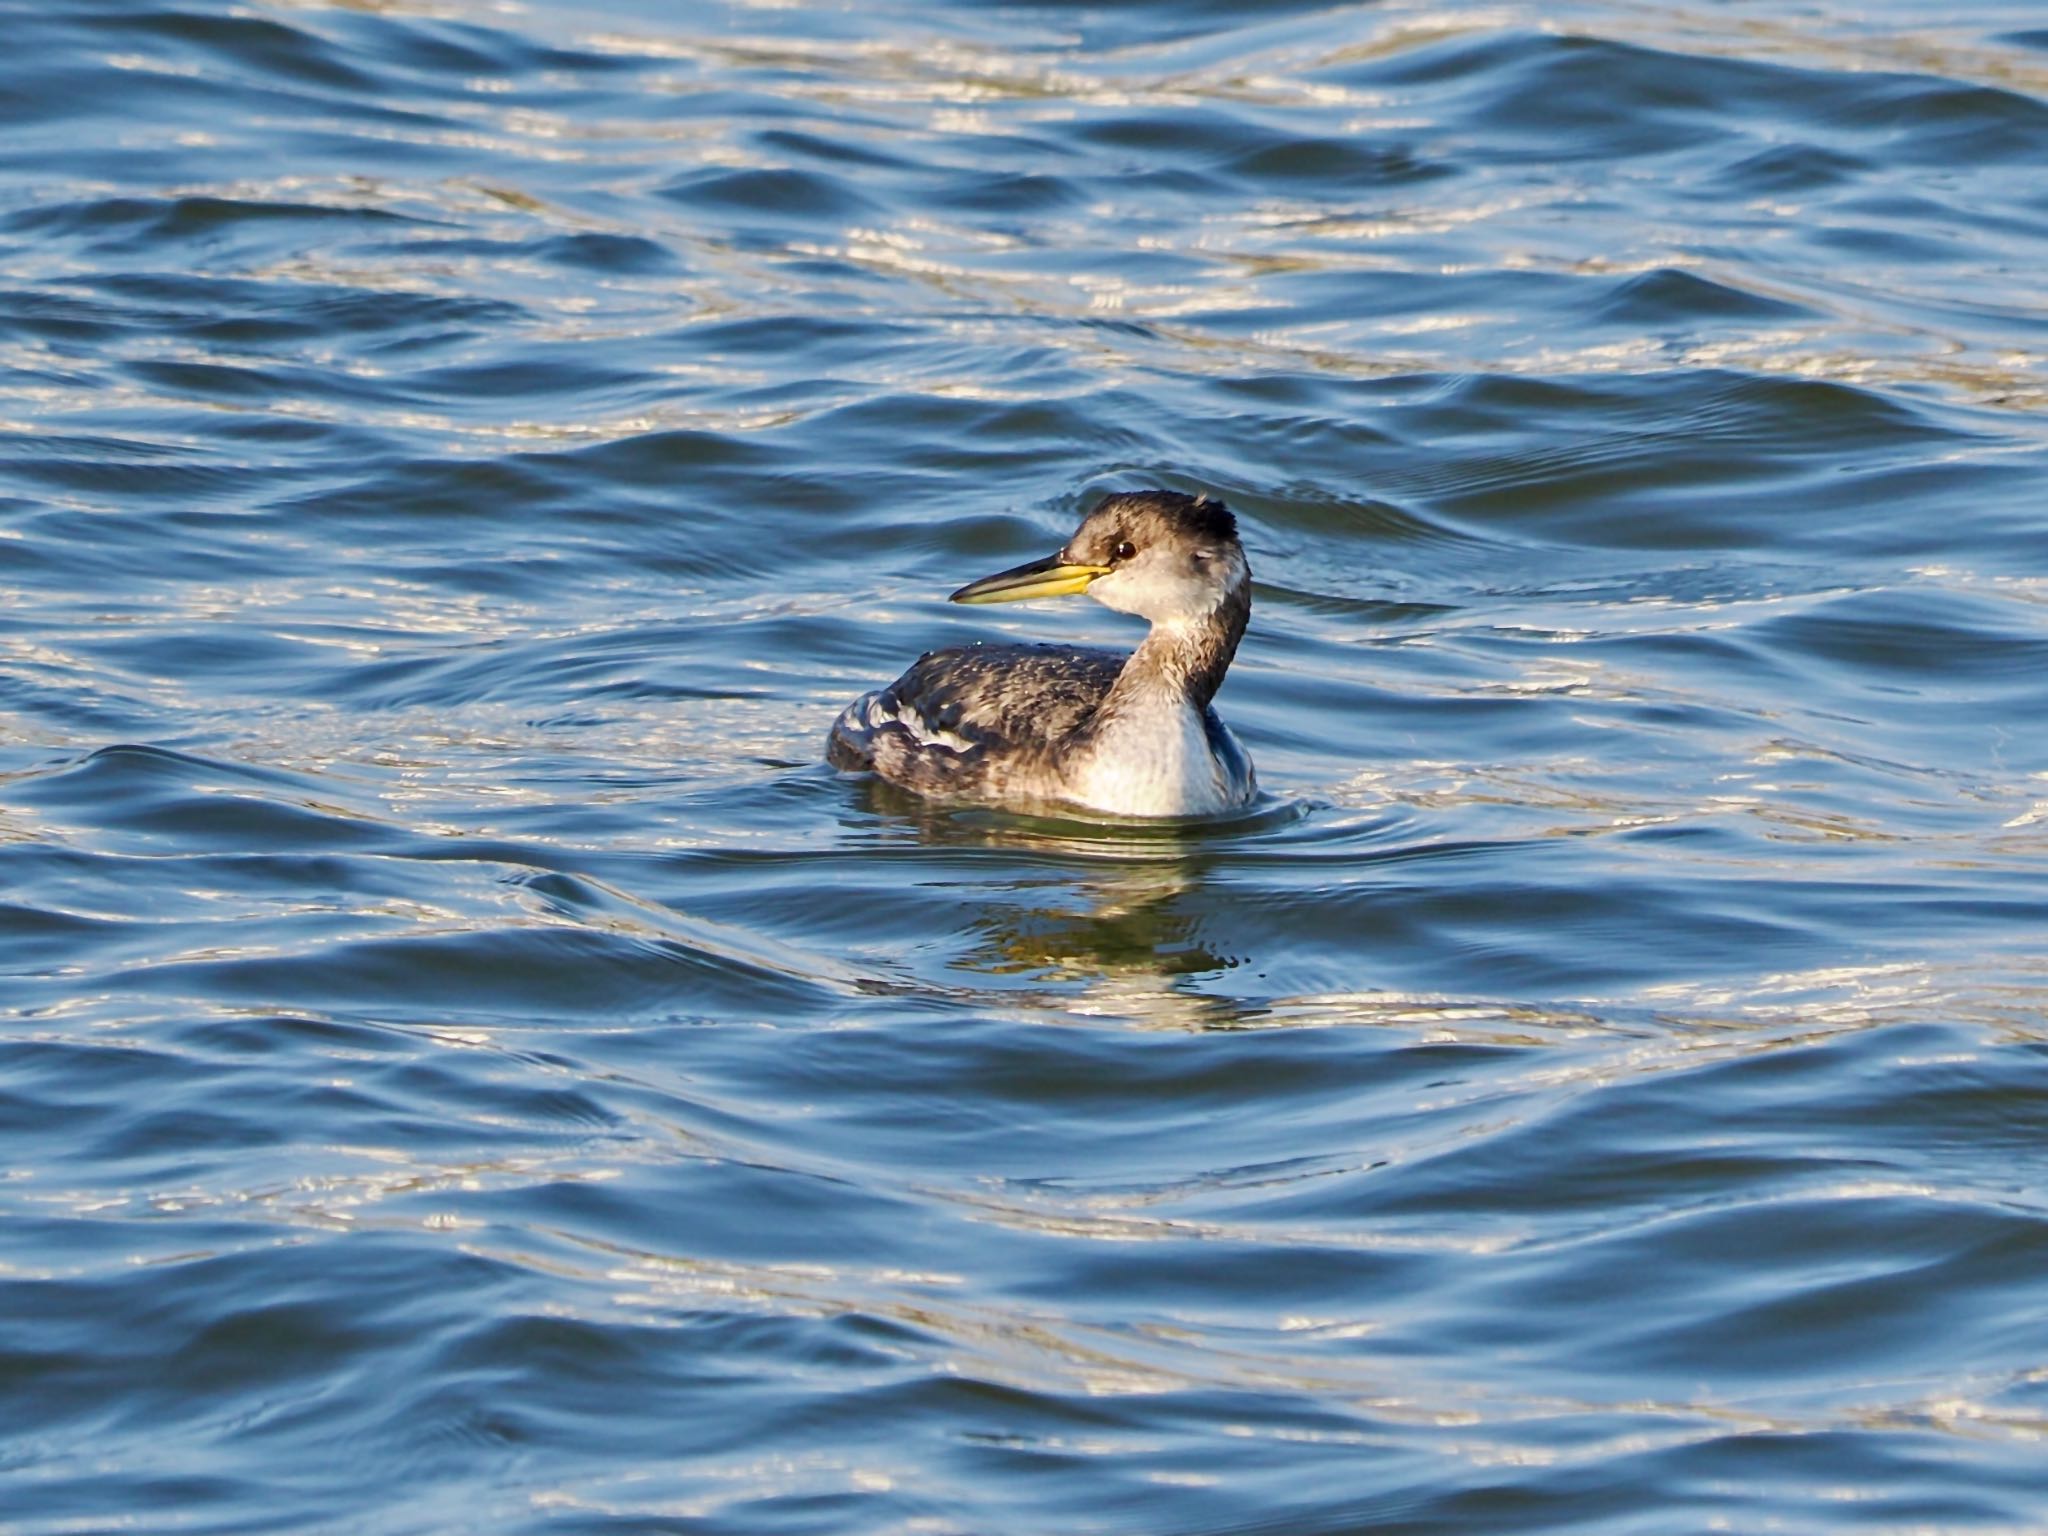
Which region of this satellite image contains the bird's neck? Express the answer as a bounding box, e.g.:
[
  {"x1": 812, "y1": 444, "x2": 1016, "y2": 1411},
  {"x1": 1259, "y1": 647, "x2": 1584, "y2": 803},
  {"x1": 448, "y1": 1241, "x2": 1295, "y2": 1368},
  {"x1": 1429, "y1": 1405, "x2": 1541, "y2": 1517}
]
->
[
  {"x1": 1062, "y1": 583, "x2": 1252, "y2": 816},
  {"x1": 1105, "y1": 582, "x2": 1250, "y2": 717}
]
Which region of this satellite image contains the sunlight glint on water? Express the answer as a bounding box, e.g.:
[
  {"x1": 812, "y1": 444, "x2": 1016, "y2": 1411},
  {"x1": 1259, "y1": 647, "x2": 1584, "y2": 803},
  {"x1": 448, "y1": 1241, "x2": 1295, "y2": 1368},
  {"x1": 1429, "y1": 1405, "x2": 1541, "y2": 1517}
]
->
[{"x1": 0, "y1": 0, "x2": 2045, "y2": 1532}]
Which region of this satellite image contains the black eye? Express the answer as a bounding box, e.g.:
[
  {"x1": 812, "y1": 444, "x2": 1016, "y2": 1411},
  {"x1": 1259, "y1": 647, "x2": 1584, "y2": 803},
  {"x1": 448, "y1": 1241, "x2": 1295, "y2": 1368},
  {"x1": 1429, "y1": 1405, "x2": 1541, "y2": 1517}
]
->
[{"x1": 1113, "y1": 539, "x2": 1137, "y2": 562}]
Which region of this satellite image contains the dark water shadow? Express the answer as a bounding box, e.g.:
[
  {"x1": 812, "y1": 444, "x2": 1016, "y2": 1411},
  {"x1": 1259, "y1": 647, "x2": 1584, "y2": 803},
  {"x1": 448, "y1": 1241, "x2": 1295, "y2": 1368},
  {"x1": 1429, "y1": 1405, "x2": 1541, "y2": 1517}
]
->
[{"x1": 845, "y1": 773, "x2": 1313, "y2": 851}]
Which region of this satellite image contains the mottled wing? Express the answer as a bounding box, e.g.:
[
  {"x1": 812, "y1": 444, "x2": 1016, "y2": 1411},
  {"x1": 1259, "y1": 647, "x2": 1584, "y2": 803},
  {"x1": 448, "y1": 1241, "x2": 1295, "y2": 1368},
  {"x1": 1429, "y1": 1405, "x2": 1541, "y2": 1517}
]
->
[
  {"x1": 829, "y1": 643, "x2": 1121, "y2": 782},
  {"x1": 885, "y1": 644, "x2": 1122, "y2": 745}
]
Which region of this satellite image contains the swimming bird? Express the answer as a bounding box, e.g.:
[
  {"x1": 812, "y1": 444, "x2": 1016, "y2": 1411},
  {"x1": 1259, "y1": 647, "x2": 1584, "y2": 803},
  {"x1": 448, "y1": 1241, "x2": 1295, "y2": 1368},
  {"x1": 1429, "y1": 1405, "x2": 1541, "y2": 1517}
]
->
[{"x1": 828, "y1": 490, "x2": 1255, "y2": 817}]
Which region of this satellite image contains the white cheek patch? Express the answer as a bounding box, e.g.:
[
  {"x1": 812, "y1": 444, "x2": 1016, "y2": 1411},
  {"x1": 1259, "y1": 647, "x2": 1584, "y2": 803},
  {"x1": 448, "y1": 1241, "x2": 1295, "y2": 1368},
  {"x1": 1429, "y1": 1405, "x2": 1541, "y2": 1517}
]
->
[{"x1": 1092, "y1": 559, "x2": 1211, "y2": 618}]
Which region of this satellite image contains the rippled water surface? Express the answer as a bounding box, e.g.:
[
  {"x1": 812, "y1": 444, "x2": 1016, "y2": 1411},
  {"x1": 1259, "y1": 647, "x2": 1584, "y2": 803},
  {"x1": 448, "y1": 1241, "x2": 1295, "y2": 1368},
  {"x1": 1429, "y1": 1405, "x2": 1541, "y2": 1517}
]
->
[{"x1": 5, "y1": 1, "x2": 2048, "y2": 1530}]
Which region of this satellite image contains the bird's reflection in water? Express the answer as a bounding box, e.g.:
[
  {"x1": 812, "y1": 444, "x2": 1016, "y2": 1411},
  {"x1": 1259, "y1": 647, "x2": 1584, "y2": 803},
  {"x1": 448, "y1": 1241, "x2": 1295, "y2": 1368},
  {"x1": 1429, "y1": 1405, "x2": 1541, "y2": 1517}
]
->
[
  {"x1": 852, "y1": 777, "x2": 1297, "y2": 1029},
  {"x1": 972, "y1": 859, "x2": 1233, "y2": 980}
]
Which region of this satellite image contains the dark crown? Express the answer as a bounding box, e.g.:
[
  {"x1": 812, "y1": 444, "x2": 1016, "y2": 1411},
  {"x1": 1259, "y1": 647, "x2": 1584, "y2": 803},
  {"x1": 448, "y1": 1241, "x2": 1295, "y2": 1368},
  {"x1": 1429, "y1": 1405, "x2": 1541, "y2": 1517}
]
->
[{"x1": 1096, "y1": 490, "x2": 1238, "y2": 545}]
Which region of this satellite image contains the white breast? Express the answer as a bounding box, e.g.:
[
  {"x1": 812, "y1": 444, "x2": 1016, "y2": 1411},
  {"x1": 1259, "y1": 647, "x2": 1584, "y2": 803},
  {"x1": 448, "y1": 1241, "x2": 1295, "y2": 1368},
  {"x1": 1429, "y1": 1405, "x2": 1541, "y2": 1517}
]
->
[{"x1": 1065, "y1": 701, "x2": 1251, "y2": 818}]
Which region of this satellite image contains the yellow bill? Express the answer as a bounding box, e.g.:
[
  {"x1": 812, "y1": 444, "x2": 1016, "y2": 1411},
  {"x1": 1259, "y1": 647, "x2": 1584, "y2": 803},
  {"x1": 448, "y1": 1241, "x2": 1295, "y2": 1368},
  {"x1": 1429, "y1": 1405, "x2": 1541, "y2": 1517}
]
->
[{"x1": 949, "y1": 553, "x2": 1112, "y2": 605}]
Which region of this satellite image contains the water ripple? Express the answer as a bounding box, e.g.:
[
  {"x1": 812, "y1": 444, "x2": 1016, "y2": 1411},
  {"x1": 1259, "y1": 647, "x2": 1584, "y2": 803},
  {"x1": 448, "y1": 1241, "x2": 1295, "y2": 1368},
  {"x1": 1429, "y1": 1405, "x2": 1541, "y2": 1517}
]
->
[{"x1": 3, "y1": 0, "x2": 2047, "y2": 1532}]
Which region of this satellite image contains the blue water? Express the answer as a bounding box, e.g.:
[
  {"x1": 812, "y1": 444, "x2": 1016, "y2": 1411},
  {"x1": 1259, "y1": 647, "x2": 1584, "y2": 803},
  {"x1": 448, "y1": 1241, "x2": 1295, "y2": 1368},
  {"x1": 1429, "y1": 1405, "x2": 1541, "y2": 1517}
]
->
[{"x1": 4, "y1": 1, "x2": 2048, "y2": 1531}]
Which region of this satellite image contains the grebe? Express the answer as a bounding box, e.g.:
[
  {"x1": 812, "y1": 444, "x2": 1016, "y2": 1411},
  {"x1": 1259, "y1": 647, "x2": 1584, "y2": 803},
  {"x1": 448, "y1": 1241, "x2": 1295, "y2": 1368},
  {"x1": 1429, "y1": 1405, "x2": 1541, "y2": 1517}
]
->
[{"x1": 828, "y1": 490, "x2": 1255, "y2": 818}]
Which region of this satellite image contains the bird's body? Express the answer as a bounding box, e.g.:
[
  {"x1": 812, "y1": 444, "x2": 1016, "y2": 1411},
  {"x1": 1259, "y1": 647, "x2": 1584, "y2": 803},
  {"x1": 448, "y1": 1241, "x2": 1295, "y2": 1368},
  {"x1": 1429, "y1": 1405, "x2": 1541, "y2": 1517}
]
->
[{"x1": 828, "y1": 491, "x2": 1256, "y2": 818}]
